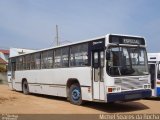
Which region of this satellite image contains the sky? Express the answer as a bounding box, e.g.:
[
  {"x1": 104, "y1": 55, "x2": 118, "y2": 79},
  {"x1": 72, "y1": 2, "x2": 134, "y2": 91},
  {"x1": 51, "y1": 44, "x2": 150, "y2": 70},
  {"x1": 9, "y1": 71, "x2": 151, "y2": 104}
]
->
[{"x1": 0, "y1": 0, "x2": 160, "y2": 52}]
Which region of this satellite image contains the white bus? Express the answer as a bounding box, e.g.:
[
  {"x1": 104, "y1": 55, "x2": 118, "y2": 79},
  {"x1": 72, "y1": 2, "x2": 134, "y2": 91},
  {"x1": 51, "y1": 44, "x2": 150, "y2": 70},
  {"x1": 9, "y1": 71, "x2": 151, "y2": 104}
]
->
[
  {"x1": 8, "y1": 34, "x2": 151, "y2": 105},
  {"x1": 148, "y1": 53, "x2": 160, "y2": 97}
]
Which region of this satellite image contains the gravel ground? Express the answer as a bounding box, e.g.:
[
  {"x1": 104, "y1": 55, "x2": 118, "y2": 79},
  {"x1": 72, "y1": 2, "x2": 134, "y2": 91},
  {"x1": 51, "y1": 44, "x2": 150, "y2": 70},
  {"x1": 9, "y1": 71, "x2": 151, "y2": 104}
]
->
[{"x1": 0, "y1": 85, "x2": 160, "y2": 114}]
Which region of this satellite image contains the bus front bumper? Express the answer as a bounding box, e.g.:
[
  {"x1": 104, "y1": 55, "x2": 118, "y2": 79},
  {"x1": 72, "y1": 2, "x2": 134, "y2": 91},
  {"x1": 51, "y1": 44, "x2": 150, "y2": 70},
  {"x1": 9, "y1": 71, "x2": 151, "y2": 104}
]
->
[
  {"x1": 156, "y1": 87, "x2": 160, "y2": 97},
  {"x1": 107, "y1": 89, "x2": 151, "y2": 102}
]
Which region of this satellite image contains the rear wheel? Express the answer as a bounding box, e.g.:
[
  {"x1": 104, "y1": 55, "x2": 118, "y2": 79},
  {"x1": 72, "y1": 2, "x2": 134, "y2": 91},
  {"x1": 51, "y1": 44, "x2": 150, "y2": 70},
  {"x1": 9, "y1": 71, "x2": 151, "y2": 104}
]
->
[
  {"x1": 69, "y1": 84, "x2": 83, "y2": 105},
  {"x1": 22, "y1": 80, "x2": 29, "y2": 95}
]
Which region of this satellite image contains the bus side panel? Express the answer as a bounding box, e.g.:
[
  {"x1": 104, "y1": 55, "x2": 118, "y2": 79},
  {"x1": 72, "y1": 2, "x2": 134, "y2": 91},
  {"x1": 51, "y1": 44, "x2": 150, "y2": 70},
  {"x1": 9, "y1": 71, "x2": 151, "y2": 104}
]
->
[
  {"x1": 14, "y1": 67, "x2": 92, "y2": 101},
  {"x1": 81, "y1": 87, "x2": 92, "y2": 101},
  {"x1": 12, "y1": 81, "x2": 22, "y2": 91}
]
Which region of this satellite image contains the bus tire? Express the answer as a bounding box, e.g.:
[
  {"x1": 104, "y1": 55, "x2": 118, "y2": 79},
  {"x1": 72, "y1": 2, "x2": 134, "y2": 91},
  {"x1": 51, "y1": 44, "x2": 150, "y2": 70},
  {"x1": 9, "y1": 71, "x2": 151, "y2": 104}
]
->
[
  {"x1": 69, "y1": 84, "x2": 83, "y2": 105},
  {"x1": 22, "y1": 80, "x2": 29, "y2": 95}
]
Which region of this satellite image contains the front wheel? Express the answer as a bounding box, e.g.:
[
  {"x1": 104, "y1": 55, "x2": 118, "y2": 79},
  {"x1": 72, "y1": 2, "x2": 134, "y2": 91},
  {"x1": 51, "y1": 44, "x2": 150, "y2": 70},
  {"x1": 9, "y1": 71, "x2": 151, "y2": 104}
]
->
[
  {"x1": 22, "y1": 80, "x2": 29, "y2": 95},
  {"x1": 69, "y1": 84, "x2": 83, "y2": 105}
]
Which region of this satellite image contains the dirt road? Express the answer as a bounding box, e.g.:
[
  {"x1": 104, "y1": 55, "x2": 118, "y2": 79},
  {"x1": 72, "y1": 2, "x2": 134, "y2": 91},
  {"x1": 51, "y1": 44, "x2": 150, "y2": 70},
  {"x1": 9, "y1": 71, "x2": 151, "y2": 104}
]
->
[{"x1": 0, "y1": 85, "x2": 160, "y2": 114}]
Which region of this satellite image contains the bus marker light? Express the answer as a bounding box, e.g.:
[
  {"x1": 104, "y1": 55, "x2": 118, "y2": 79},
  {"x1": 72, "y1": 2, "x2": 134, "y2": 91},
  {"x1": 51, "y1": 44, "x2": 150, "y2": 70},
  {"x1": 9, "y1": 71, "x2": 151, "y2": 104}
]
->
[
  {"x1": 88, "y1": 87, "x2": 91, "y2": 92},
  {"x1": 143, "y1": 84, "x2": 151, "y2": 89},
  {"x1": 108, "y1": 88, "x2": 112, "y2": 92}
]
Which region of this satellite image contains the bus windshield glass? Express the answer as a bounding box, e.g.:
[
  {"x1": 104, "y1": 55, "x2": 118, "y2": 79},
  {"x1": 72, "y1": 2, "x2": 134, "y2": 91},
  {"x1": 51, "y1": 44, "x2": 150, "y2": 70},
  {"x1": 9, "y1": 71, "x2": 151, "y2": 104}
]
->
[{"x1": 107, "y1": 46, "x2": 149, "y2": 76}]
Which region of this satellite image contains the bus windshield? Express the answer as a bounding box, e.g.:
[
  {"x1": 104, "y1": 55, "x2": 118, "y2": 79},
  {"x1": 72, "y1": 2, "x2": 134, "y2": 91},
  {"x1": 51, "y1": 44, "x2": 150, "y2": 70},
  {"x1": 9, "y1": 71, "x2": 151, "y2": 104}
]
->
[{"x1": 106, "y1": 46, "x2": 149, "y2": 76}]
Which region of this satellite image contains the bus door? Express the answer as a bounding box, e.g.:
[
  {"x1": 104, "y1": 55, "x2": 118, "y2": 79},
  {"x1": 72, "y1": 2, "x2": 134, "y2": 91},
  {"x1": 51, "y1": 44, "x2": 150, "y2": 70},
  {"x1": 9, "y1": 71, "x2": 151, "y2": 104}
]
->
[
  {"x1": 92, "y1": 50, "x2": 105, "y2": 100},
  {"x1": 149, "y1": 64, "x2": 156, "y2": 96}
]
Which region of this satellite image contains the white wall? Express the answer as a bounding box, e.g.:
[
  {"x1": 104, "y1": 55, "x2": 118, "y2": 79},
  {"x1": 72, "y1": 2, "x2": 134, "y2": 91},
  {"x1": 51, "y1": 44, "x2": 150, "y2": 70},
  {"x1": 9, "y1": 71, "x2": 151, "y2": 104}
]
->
[{"x1": 10, "y1": 48, "x2": 36, "y2": 57}]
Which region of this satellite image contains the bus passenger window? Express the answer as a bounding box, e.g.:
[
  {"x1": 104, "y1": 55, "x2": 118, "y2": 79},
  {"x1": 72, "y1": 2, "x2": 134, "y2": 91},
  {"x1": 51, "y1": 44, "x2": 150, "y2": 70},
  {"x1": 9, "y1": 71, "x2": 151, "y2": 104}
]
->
[
  {"x1": 48, "y1": 50, "x2": 53, "y2": 68},
  {"x1": 70, "y1": 43, "x2": 88, "y2": 67},
  {"x1": 35, "y1": 53, "x2": 41, "y2": 69},
  {"x1": 30, "y1": 54, "x2": 35, "y2": 69},
  {"x1": 41, "y1": 51, "x2": 48, "y2": 69},
  {"x1": 24, "y1": 55, "x2": 30, "y2": 70},
  {"x1": 62, "y1": 47, "x2": 69, "y2": 67},
  {"x1": 55, "y1": 49, "x2": 62, "y2": 68}
]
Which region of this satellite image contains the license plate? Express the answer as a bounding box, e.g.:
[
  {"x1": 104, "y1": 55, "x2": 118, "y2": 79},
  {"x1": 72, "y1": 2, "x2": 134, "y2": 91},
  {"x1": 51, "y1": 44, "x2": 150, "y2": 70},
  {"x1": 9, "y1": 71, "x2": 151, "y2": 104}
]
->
[{"x1": 125, "y1": 94, "x2": 142, "y2": 99}]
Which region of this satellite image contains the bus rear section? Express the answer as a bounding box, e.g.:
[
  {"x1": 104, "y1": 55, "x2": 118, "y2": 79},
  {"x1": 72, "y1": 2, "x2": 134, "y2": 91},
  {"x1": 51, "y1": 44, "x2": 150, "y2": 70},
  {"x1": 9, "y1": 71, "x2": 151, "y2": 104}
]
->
[{"x1": 148, "y1": 53, "x2": 160, "y2": 97}]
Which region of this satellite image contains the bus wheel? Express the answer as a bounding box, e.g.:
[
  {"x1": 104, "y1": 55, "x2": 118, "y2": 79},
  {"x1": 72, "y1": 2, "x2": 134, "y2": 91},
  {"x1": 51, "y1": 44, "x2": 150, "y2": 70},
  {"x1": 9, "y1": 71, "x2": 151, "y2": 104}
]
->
[
  {"x1": 69, "y1": 84, "x2": 82, "y2": 105},
  {"x1": 22, "y1": 80, "x2": 29, "y2": 95}
]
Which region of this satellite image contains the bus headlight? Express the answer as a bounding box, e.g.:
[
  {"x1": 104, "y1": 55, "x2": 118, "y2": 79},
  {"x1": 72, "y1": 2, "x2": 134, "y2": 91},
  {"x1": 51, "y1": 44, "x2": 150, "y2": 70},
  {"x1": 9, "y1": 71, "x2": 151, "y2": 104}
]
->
[
  {"x1": 107, "y1": 86, "x2": 121, "y2": 93},
  {"x1": 143, "y1": 84, "x2": 151, "y2": 89}
]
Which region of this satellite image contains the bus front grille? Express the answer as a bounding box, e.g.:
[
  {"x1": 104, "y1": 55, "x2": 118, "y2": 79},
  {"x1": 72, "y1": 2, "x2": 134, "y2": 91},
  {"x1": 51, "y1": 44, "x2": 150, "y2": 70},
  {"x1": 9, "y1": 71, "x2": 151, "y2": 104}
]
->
[{"x1": 114, "y1": 77, "x2": 148, "y2": 91}]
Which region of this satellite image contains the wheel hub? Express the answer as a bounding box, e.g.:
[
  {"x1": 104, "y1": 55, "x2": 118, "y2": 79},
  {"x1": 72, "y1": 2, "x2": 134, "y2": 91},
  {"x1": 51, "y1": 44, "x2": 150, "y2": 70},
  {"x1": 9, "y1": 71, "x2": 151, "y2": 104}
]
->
[{"x1": 72, "y1": 88, "x2": 80, "y2": 100}]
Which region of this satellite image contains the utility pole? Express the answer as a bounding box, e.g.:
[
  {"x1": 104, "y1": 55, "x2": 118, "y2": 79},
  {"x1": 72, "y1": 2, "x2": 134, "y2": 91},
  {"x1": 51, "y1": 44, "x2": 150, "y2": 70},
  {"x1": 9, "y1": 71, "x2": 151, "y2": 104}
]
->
[{"x1": 56, "y1": 25, "x2": 59, "y2": 46}]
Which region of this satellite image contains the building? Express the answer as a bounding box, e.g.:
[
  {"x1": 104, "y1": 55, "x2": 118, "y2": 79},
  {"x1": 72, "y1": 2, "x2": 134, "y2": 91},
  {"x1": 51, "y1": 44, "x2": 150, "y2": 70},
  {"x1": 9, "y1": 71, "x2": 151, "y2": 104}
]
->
[
  {"x1": 0, "y1": 49, "x2": 9, "y2": 72},
  {"x1": 0, "y1": 48, "x2": 35, "y2": 72},
  {"x1": 0, "y1": 49, "x2": 9, "y2": 62}
]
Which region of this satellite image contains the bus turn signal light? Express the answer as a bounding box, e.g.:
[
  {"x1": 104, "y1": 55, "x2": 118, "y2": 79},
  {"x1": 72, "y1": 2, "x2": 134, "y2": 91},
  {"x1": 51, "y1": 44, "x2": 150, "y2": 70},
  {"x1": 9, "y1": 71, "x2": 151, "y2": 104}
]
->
[
  {"x1": 107, "y1": 86, "x2": 121, "y2": 93},
  {"x1": 108, "y1": 88, "x2": 112, "y2": 92}
]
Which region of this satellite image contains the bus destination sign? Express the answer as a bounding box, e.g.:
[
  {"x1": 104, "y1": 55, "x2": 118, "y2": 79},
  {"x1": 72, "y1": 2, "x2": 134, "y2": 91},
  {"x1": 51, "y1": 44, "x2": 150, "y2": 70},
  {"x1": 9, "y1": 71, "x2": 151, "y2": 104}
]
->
[
  {"x1": 123, "y1": 39, "x2": 140, "y2": 45},
  {"x1": 109, "y1": 35, "x2": 145, "y2": 45}
]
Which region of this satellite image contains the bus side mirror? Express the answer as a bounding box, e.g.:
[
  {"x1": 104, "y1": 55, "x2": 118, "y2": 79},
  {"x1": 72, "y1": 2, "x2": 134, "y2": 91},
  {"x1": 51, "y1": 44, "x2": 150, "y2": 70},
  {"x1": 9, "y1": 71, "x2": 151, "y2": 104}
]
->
[{"x1": 106, "y1": 51, "x2": 110, "y2": 60}]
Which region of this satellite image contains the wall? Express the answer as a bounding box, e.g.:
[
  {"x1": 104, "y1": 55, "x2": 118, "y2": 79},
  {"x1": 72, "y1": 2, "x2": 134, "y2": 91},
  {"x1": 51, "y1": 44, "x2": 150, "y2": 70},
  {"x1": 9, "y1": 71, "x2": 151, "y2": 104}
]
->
[{"x1": 0, "y1": 72, "x2": 7, "y2": 84}]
